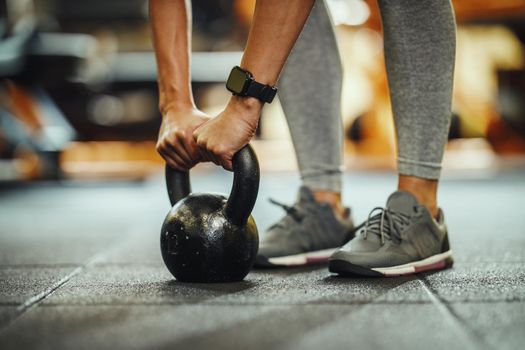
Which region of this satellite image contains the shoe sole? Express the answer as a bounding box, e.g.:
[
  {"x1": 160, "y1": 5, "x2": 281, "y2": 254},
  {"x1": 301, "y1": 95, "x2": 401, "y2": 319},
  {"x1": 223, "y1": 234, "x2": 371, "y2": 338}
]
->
[
  {"x1": 254, "y1": 248, "x2": 339, "y2": 268},
  {"x1": 328, "y1": 250, "x2": 454, "y2": 277}
]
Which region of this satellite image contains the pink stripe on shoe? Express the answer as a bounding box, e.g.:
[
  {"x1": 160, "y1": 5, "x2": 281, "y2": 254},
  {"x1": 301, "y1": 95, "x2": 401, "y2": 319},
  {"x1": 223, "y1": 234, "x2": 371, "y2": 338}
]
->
[
  {"x1": 414, "y1": 260, "x2": 446, "y2": 273},
  {"x1": 306, "y1": 256, "x2": 330, "y2": 264}
]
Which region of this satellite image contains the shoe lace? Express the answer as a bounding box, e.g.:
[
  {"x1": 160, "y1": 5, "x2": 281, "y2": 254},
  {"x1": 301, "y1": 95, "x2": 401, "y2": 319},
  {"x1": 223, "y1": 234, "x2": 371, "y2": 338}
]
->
[
  {"x1": 356, "y1": 207, "x2": 412, "y2": 246},
  {"x1": 268, "y1": 198, "x2": 305, "y2": 222}
]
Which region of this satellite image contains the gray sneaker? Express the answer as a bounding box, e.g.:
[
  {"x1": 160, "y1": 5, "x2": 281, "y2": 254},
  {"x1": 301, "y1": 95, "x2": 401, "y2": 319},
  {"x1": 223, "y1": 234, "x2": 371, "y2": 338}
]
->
[
  {"x1": 254, "y1": 186, "x2": 354, "y2": 268},
  {"x1": 329, "y1": 191, "x2": 453, "y2": 277}
]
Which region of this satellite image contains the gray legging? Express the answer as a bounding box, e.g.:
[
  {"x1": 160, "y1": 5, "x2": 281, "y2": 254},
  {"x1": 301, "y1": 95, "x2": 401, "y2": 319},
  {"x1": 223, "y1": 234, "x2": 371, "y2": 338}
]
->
[{"x1": 279, "y1": 0, "x2": 456, "y2": 192}]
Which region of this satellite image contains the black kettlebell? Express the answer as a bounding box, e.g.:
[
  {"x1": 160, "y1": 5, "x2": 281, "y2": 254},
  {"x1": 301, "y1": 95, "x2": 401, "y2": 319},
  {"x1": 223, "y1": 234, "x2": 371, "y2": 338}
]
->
[{"x1": 160, "y1": 144, "x2": 260, "y2": 283}]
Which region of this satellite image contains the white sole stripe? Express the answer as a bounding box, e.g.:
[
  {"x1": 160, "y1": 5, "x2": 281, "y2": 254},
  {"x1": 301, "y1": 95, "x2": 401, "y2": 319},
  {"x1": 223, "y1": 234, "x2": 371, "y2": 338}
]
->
[
  {"x1": 371, "y1": 250, "x2": 453, "y2": 275},
  {"x1": 267, "y1": 248, "x2": 338, "y2": 266}
]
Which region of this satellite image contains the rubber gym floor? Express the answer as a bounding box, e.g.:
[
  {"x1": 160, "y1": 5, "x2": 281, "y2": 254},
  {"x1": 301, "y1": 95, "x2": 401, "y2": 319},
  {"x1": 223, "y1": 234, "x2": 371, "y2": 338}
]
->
[{"x1": 0, "y1": 169, "x2": 524, "y2": 350}]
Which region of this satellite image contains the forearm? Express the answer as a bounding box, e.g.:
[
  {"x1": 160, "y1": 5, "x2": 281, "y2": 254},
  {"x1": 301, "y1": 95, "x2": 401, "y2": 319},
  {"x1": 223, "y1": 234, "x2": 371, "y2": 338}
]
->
[
  {"x1": 149, "y1": 0, "x2": 194, "y2": 114},
  {"x1": 192, "y1": 0, "x2": 316, "y2": 170},
  {"x1": 242, "y1": 0, "x2": 316, "y2": 86},
  {"x1": 230, "y1": 0, "x2": 316, "y2": 117}
]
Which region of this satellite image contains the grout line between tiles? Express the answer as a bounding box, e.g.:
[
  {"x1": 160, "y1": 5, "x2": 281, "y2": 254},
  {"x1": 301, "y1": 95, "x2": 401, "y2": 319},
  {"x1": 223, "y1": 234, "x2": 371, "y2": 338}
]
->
[
  {"x1": 0, "y1": 227, "x2": 153, "y2": 335},
  {"x1": 32, "y1": 298, "x2": 525, "y2": 307},
  {"x1": 0, "y1": 253, "x2": 106, "y2": 336},
  {"x1": 418, "y1": 276, "x2": 489, "y2": 350}
]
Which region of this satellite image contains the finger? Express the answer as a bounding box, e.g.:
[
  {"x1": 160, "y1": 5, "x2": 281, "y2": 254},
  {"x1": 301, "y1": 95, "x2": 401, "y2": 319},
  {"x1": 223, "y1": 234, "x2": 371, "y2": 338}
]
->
[
  {"x1": 205, "y1": 149, "x2": 221, "y2": 167},
  {"x1": 160, "y1": 134, "x2": 195, "y2": 169},
  {"x1": 179, "y1": 132, "x2": 202, "y2": 164},
  {"x1": 166, "y1": 135, "x2": 194, "y2": 166},
  {"x1": 196, "y1": 147, "x2": 214, "y2": 163},
  {"x1": 165, "y1": 142, "x2": 193, "y2": 168},
  {"x1": 158, "y1": 143, "x2": 180, "y2": 166},
  {"x1": 208, "y1": 152, "x2": 221, "y2": 167},
  {"x1": 160, "y1": 146, "x2": 190, "y2": 171},
  {"x1": 175, "y1": 129, "x2": 199, "y2": 162},
  {"x1": 159, "y1": 148, "x2": 183, "y2": 171},
  {"x1": 219, "y1": 156, "x2": 233, "y2": 172},
  {"x1": 156, "y1": 145, "x2": 171, "y2": 163},
  {"x1": 224, "y1": 159, "x2": 233, "y2": 171},
  {"x1": 159, "y1": 150, "x2": 183, "y2": 171},
  {"x1": 173, "y1": 152, "x2": 191, "y2": 171},
  {"x1": 193, "y1": 134, "x2": 215, "y2": 164},
  {"x1": 167, "y1": 160, "x2": 185, "y2": 172},
  {"x1": 209, "y1": 145, "x2": 231, "y2": 169}
]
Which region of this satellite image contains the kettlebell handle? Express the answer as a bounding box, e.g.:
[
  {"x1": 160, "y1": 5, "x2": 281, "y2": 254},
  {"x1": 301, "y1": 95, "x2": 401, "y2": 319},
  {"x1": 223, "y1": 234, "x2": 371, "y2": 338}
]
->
[{"x1": 165, "y1": 144, "x2": 260, "y2": 226}]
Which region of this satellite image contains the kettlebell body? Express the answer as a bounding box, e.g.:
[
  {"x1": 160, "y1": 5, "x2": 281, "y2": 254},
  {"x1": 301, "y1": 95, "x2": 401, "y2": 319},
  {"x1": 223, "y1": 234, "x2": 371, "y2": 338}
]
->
[
  {"x1": 161, "y1": 193, "x2": 258, "y2": 282},
  {"x1": 160, "y1": 145, "x2": 260, "y2": 283}
]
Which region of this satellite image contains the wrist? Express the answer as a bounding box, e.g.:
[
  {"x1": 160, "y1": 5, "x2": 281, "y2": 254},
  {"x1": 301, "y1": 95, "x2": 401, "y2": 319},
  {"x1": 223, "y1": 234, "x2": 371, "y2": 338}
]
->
[
  {"x1": 160, "y1": 100, "x2": 196, "y2": 116},
  {"x1": 227, "y1": 96, "x2": 263, "y2": 125},
  {"x1": 229, "y1": 95, "x2": 263, "y2": 113}
]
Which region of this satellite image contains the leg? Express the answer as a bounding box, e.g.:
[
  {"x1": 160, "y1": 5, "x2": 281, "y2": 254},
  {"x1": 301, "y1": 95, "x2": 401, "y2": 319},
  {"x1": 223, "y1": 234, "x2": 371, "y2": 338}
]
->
[
  {"x1": 278, "y1": 0, "x2": 346, "y2": 217},
  {"x1": 255, "y1": 2, "x2": 354, "y2": 268},
  {"x1": 329, "y1": 0, "x2": 456, "y2": 276},
  {"x1": 378, "y1": 0, "x2": 456, "y2": 217}
]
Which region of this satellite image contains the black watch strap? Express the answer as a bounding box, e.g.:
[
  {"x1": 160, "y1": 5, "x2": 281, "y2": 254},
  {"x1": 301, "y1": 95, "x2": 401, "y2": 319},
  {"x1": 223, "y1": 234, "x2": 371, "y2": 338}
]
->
[{"x1": 246, "y1": 80, "x2": 277, "y2": 104}]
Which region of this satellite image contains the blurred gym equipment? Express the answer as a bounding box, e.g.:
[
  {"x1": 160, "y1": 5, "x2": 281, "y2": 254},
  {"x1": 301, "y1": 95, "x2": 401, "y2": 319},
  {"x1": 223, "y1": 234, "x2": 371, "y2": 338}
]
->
[
  {"x1": 0, "y1": 0, "x2": 90, "y2": 180},
  {"x1": 0, "y1": 0, "x2": 243, "y2": 181}
]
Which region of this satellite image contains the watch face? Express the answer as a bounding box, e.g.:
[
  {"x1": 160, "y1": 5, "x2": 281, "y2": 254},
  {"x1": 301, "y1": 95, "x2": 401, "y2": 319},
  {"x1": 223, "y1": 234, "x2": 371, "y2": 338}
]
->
[{"x1": 226, "y1": 67, "x2": 248, "y2": 94}]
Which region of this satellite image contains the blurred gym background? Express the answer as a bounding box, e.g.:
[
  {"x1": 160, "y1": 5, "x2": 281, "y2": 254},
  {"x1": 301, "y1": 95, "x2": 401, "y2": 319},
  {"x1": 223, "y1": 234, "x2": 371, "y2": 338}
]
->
[{"x1": 1, "y1": 0, "x2": 525, "y2": 182}]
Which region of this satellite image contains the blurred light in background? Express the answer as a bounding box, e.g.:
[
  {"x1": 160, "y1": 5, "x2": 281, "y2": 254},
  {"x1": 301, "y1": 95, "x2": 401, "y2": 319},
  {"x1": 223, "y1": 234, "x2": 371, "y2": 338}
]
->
[
  {"x1": 326, "y1": 0, "x2": 370, "y2": 26},
  {"x1": 1, "y1": 0, "x2": 525, "y2": 182}
]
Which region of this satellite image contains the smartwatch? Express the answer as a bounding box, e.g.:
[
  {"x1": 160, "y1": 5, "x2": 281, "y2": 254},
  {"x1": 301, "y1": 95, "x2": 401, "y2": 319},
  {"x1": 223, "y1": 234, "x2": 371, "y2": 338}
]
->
[{"x1": 226, "y1": 66, "x2": 277, "y2": 104}]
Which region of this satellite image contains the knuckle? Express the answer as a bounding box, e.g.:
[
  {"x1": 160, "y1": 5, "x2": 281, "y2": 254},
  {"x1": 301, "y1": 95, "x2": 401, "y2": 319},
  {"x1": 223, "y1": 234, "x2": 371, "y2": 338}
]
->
[
  {"x1": 216, "y1": 147, "x2": 228, "y2": 156},
  {"x1": 196, "y1": 139, "x2": 207, "y2": 148},
  {"x1": 166, "y1": 135, "x2": 177, "y2": 145},
  {"x1": 174, "y1": 129, "x2": 186, "y2": 140}
]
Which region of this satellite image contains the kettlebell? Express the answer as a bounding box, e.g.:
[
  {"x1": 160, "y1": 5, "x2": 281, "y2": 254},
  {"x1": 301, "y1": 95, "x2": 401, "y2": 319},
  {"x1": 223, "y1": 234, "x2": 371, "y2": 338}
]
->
[{"x1": 160, "y1": 144, "x2": 260, "y2": 283}]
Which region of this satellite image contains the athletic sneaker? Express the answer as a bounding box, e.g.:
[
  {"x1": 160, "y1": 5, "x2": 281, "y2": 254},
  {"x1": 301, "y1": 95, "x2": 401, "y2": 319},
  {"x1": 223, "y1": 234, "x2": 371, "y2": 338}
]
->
[
  {"x1": 254, "y1": 186, "x2": 354, "y2": 268},
  {"x1": 329, "y1": 191, "x2": 453, "y2": 277}
]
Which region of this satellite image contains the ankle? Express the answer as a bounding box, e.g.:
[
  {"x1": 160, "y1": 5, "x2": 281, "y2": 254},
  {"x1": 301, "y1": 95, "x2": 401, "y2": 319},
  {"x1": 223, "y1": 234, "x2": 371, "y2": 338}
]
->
[
  {"x1": 311, "y1": 190, "x2": 347, "y2": 219},
  {"x1": 397, "y1": 175, "x2": 439, "y2": 219}
]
